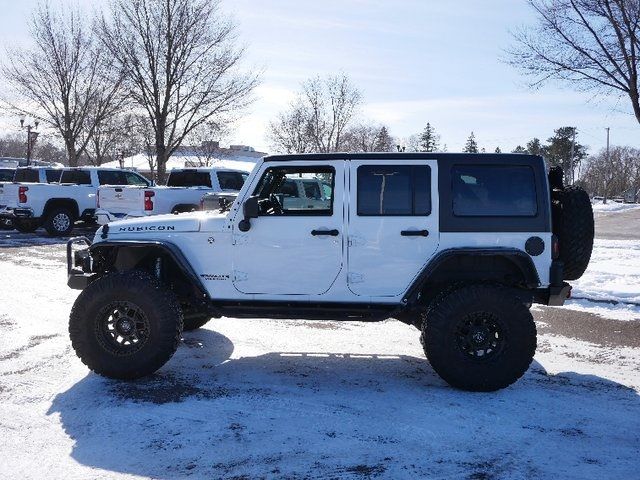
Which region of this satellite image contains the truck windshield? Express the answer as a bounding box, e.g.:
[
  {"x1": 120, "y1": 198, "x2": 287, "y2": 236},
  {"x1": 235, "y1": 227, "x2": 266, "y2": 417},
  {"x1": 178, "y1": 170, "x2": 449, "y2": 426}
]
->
[
  {"x1": 166, "y1": 171, "x2": 212, "y2": 187},
  {"x1": 217, "y1": 171, "x2": 247, "y2": 190},
  {"x1": 60, "y1": 170, "x2": 91, "y2": 185}
]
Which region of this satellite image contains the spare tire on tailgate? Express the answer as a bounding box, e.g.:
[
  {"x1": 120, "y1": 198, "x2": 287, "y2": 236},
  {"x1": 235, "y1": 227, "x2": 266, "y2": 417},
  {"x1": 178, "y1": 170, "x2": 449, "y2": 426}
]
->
[{"x1": 549, "y1": 167, "x2": 594, "y2": 281}]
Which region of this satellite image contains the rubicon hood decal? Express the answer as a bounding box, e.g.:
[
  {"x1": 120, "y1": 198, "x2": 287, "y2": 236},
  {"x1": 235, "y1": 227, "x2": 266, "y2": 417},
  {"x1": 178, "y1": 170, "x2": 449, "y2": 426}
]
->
[{"x1": 108, "y1": 213, "x2": 202, "y2": 233}]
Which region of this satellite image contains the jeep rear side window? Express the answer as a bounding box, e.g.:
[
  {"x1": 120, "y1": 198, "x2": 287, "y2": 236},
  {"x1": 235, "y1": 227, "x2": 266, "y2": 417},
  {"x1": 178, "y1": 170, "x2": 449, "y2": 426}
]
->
[
  {"x1": 357, "y1": 165, "x2": 431, "y2": 216},
  {"x1": 253, "y1": 166, "x2": 334, "y2": 216},
  {"x1": 452, "y1": 165, "x2": 537, "y2": 217},
  {"x1": 167, "y1": 171, "x2": 212, "y2": 187},
  {"x1": 60, "y1": 170, "x2": 91, "y2": 185}
]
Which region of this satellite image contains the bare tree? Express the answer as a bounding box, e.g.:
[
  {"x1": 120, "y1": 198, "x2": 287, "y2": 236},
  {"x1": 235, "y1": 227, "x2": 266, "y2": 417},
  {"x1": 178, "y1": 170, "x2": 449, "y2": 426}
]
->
[
  {"x1": 185, "y1": 122, "x2": 229, "y2": 166},
  {"x1": 100, "y1": 0, "x2": 259, "y2": 182},
  {"x1": 508, "y1": 0, "x2": 640, "y2": 125},
  {"x1": 2, "y1": 3, "x2": 124, "y2": 166},
  {"x1": 581, "y1": 145, "x2": 640, "y2": 198},
  {"x1": 268, "y1": 74, "x2": 362, "y2": 153},
  {"x1": 341, "y1": 123, "x2": 394, "y2": 152}
]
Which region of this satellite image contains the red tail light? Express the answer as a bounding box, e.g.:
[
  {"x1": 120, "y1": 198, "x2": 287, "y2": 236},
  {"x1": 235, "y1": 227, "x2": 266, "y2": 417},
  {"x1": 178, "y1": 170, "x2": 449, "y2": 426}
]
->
[
  {"x1": 18, "y1": 186, "x2": 28, "y2": 203},
  {"x1": 144, "y1": 190, "x2": 155, "y2": 211},
  {"x1": 552, "y1": 235, "x2": 560, "y2": 259}
]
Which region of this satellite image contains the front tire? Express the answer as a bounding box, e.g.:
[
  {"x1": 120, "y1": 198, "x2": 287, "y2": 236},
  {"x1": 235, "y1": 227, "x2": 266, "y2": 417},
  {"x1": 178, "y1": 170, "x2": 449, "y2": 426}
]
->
[
  {"x1": 422, "y1": 284, "x2": 536, "y2": 392},
  {"x1": 44, "y1": 207, "x2": 75, "y2": 236},
  {"x1": 182, "y1": 314, "x2": 211, "y2": 331},
  {"x1": 69, "y1": 270, "x2": 183, "y2": 380}
]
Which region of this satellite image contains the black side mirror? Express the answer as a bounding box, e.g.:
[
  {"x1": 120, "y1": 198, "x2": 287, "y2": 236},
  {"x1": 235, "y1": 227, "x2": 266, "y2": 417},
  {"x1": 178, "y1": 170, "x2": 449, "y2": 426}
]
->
[{"x1": 238, "y1": 196, "x2": 259, "y2": 232}]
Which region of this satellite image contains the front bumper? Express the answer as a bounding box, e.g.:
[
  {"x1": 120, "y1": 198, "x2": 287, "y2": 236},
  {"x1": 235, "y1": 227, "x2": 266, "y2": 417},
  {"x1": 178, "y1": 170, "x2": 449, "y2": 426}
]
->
[
  {"x1": 0, "y1": 205, "x2": 34, "y2": 219},
  {"x1": 67, "y1": 236, "x2": 95, "y2": 290}
]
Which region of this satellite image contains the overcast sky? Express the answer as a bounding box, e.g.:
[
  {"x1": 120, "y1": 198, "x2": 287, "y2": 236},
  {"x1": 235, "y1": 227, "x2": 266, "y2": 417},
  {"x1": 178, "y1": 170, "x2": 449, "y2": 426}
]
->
[{"x1": 1, "y1": 0, "x2": 638, "y2": 154}]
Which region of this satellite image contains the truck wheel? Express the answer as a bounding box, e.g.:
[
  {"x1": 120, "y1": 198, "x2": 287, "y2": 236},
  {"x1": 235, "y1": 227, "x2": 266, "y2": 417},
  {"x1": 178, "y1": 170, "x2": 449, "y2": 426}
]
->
[
  {"x1": 13, "y1": 219, "x2": 39, "y2": 233},
  {"x1": 183, "y1": 314, "x2": 211, "y2": 331},
  {"x1": 69, "y1": 270, "x2": 183, "y2": 380},
  {"x1": 44, "y1": 208, "x2": 75, "y2": 236},
  {"x1": 421, "y1": 284, "x2": 536, "y2": 392}
]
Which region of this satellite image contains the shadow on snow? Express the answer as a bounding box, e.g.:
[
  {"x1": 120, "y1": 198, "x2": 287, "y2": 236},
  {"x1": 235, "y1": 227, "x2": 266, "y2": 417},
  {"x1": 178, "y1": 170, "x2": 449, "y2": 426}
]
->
[{"x1": 48, "y1": 328, "x2": 640, "y2": 479}]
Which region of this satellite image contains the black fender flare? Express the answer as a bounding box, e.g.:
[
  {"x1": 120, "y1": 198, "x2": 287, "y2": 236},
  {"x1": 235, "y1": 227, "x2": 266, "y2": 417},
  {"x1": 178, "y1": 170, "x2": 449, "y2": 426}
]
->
[
  {"x1": 404, "y1": 248, "x2": 541, "y2": 305},
  {"x1": 43, "y1": 198, "x2": 79, "y2": 218},
  {"x1": 89, "y1": 240, "x2": 208, "y2": 297}
]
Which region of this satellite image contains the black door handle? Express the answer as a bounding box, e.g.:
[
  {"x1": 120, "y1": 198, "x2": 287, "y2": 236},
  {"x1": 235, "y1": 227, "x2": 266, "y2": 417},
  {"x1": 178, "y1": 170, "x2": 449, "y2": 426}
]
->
[
  {"x1": 401, "y1": 229, "x2": 429, "y2": 237},
  {"x1": 311, "y1": 229, "x2": 339, "y2": 236}
]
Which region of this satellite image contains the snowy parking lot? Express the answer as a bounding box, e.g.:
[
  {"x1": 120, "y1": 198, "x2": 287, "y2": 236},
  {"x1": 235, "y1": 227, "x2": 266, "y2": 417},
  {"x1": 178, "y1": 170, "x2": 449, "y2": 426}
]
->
[{"x1": 1, "y1": 222, "x2": 639, "y2": 479}]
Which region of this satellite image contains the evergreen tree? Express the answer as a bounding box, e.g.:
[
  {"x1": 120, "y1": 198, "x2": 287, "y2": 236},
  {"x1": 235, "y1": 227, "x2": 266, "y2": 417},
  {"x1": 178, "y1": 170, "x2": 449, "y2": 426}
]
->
[
  {"x1": 526, "y1": 138, "x2": 544, "y2": 156},
  {"x1": 463, "y1": 132, "x2": 478, "y2": 153},
  {"x1": 418, "y1": 122, "x2": 440, "y2": 152},
  {"x1": 373, "y1": 126, "x2": 394, "y2": 152},
  {"x1": 545, "y1": 127, "x2": 587, "y2": 176},
  {"x1": 512, "y1": 145, "x2": 527, "y2": 154}
]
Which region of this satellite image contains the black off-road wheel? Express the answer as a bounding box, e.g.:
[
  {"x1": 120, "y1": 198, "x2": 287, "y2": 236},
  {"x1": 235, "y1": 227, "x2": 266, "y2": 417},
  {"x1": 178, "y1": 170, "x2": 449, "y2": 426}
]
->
[
  {"x1": 13, "y1": 218, "x2": 40, "y2": 233},
  {"x1": 69, "y1": 270, "x2": 183, "y2": 380},
  {"x1": 422, "y1": 284, "x2": 536, "y2": 392},
  {"x1": 44, "y1": 207, "x2": 75, "y2": 236},
  {"x1": 182, "y1": 314, "x2": 211, "y2": 331}
]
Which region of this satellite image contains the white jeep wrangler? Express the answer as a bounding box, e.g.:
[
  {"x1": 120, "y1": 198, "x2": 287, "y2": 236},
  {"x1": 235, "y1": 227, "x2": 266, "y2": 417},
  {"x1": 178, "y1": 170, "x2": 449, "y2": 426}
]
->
[{"x1": 66, "y1": 153, "x2": 594, "y2": 391}]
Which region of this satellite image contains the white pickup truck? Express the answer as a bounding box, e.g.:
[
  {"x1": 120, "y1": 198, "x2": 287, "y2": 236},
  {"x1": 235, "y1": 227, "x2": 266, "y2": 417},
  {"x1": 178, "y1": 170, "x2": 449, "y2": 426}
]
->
[
  {"x1": 0, "y1": 167, "x2": 150, "y2": 235},
  {"x1": 95, "y1": 166, "x2": 250, "y2": 224}
]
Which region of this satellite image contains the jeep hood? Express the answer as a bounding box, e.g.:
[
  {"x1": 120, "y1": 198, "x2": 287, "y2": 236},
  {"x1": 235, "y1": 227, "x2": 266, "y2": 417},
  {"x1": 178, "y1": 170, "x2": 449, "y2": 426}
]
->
[{"x1": 102, "y1": 213, "x2": 202, "y2": 235}]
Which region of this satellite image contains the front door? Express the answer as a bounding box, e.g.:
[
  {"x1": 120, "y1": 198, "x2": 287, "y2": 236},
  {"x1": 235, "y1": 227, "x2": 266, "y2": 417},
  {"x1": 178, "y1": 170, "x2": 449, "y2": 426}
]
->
[
  {"x1": 232, "y1": 162, "x2": 344, "y2": 295},
  {"x1": 347, "y1": 160, "x2": 439, "y2": 297}
]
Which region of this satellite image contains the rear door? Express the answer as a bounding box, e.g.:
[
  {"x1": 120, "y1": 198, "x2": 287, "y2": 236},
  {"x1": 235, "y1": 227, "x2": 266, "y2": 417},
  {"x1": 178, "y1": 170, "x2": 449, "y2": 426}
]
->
[{"x1": 347, "y1": 159, "x2": 439, "y2": 297}]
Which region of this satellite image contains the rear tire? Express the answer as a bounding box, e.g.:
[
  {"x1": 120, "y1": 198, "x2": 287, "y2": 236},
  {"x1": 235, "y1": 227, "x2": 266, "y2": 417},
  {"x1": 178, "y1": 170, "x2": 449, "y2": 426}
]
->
[
  {"x1": 44, "y1": 207, "x2": 75, "y2": 236},
  {"x1": 13, "y1": 219, "x2": 40, "y2": 233},
  {"x1": 422, "y1": 284, "x2": 536, "y2": 392},
  {"x1": 69, "y1": 270, "x2": 183, "y2": 380}
]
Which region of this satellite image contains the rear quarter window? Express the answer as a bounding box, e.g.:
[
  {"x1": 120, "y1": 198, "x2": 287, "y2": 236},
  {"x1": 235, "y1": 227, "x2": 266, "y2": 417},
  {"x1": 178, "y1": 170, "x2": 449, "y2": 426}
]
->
[
  {"x1": 46, "y1": 170, "x2": 62, "y2": 183},
  {"x1": 452, "y1": 165, "x2": 537, "y2": 217}
]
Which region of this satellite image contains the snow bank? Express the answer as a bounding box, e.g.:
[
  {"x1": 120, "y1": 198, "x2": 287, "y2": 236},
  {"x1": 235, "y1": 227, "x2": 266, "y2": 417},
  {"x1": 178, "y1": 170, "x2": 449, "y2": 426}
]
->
[{"x1": 591, "y1": 200, "x2": 640, "y2": 212}]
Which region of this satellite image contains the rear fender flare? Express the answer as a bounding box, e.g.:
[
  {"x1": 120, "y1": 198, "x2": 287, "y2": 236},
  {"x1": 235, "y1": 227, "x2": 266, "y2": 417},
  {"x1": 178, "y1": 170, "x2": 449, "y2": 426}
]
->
[{"x1": 404, "y1": 248, "x2": 541, "y2": 305}]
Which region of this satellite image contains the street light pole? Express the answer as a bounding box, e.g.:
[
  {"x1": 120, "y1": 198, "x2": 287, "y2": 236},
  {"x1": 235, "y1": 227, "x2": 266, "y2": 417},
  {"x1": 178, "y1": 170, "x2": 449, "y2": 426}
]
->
[{"x1": 20, "y1": 116, "x2": 39, "y2": 166}]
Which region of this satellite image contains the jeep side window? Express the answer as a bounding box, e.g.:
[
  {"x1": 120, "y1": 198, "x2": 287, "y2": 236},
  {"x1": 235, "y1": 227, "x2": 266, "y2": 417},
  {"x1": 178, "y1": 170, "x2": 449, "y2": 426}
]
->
[
  {"x1": 452, "y1": 165, "x2": 537, "y2": 216},
  {"x1": 253, "y1": 166, "x2": 334, "y2": 215},
  {"x1": 357, "y1": 165, "x2": 431, "y2": 216}
]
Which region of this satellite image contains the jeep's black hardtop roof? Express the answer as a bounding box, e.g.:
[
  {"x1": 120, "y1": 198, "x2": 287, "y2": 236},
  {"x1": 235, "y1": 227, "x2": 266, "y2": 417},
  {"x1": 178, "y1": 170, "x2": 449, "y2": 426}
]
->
[{"x1": 264, "y1": 152, "x2": 543, "y2": 163}]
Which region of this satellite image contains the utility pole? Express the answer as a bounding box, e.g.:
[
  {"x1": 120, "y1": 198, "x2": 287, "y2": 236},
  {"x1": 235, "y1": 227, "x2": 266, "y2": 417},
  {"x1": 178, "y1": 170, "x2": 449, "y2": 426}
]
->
[
  {"x1": 569, "y1": 127, "x2": 576, "y2": 184},
  {"x1": 604, "y1": 127, "x2": 610, "y2": 204}
]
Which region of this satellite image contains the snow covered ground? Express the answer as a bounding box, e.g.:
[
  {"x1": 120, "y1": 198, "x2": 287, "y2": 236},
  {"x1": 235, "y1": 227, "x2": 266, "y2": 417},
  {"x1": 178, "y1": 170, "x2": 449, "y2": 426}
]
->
[
  {"x1": 0, "y1": 233, "x2": 639, "y2": 479},
  {"x1": 564, "y1": 239, "x2": 640, "y2": 321}
]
